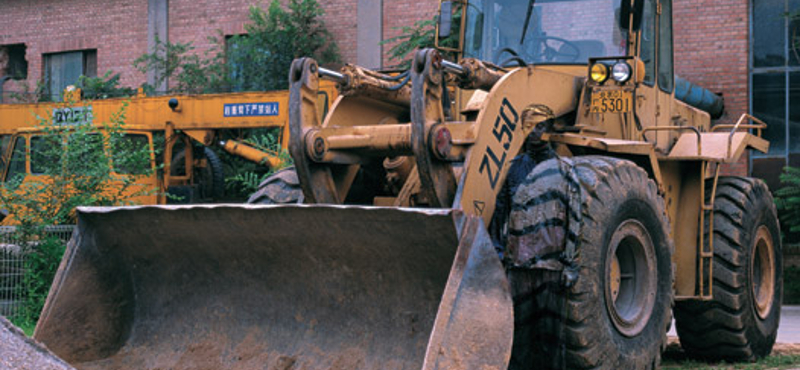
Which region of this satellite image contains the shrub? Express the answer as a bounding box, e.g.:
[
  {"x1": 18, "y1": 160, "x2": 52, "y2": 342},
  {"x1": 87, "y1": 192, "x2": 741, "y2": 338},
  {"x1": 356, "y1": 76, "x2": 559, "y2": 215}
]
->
[
  {"x1": 775, "y1": 166, "x2": 800, "y2": 233},
  {"x1": 135, "y1": 0, "x2": 340, "y2": 94},
  {"x1": 3, "y1": 99, "x2": 155, "y2": 330}
]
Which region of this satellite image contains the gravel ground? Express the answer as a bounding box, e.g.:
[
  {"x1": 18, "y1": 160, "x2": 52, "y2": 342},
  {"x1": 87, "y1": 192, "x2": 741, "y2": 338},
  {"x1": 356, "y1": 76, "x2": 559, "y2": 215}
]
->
[{"x1": 0, "y1": 316, "x2": 74, "y2": 370}]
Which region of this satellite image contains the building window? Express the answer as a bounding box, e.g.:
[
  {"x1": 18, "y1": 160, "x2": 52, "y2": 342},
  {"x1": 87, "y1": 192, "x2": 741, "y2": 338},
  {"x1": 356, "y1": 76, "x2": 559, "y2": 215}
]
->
[
  {"x1": 43, "y1": 50, "x2": 97, "y2": 101},
  {"x1": 750, "y1": 0, "x2": 800, "y2": 189},
  {"x1": 0, "y1": 44, "x2": 28, "y2": 80}
]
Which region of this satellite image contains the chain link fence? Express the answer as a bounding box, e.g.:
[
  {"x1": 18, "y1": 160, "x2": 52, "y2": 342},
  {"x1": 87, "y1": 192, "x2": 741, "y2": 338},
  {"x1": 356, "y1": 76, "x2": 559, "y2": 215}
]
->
[{"x1": 0, "y1": 226, "x2": 75, "y2": 320}]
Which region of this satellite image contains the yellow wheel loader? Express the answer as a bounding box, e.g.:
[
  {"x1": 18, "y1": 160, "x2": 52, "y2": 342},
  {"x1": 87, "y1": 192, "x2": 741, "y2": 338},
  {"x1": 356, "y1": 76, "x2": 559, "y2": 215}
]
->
[{"x1": 29, "y1": 0, "x2": 781, "y2": 369}]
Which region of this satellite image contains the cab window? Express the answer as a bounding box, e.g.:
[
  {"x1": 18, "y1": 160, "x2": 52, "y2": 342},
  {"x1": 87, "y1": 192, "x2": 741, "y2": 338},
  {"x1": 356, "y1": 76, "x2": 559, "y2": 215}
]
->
[
  {"x1": 0, "y1": 135, "x2": 11, "y2": 176},
  {"x1": 30, "y1": 136, "x2": 60, "y2": 174},
  {"x1": 112, "y1": 134, "x2": 151, "y2": 175},
  {"x1": 65, "y1": 133, "x2": 103, "y2": 175},
  {"x1": 657, "y1": 0, "x2": 674, "y2": 92},
  {"x1": 6, "y1": 137, "x2": 26, "y2": 183},
  {"x1": 640, "y1": 0, "x2": 656, "y2": 85}
]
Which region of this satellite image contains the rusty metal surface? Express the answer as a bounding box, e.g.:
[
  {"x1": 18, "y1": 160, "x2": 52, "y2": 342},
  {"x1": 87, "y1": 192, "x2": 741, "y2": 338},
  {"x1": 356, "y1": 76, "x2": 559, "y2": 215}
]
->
[
  {"x1": 666, "y1": 132, "x2": 769, "y2": 163},
  {"x1": 410, "y1": 49, "x2": 457, "y2": 208},
  {"x1": 0, "y1": 316, "x2": 75, "y2": 370},
  {"x1": 339, "y1": 64, "x2": 412, "y2": 106},
  {"x1": 34, "y1": 205, "x2": 512, "y2": 370}
]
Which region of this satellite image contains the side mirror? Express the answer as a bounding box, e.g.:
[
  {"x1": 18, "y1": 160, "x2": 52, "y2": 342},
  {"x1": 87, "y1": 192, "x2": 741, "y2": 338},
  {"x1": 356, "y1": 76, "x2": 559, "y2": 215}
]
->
[
  {"x1": 620, "y1": 0, "x2": 644, "y2": 32},
  {"x1": 439, "y1": 1, "x2": 453, "y2": 38}
]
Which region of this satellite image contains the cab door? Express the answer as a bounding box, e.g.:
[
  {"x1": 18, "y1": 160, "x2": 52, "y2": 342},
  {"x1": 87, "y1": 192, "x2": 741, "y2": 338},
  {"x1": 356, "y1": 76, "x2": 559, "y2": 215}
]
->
[
  {"x1": 1, "y1": 135, "x2": 26, "y2": 185},
  {"x1": 109, "y1": 130, "x2": 159, "y2": 205}
]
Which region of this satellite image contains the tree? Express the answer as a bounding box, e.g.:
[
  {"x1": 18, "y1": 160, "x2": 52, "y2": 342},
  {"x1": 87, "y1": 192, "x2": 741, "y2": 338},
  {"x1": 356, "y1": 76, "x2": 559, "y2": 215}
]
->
[
  {"x1": 381, "y1": 8, "x2": 461, "y2": 69},
  {"x1": 134, "y1": 0, "x2": 340, "y2": 94},
  {"x1": 225, "y1": 0, "x2": 340, "y2": 91},
  {"x1": 133, "y1": 36, "x2": 229, "y2": 94},
  {"x1": 776, "y1": 166, "x2": 800, "y2": 233},
  {"x1": 1, "y1": 98, "x2": 155, "y2": 331},
  {"x1": 1, "y1": 101, "x2": 155, "y2": 233}
]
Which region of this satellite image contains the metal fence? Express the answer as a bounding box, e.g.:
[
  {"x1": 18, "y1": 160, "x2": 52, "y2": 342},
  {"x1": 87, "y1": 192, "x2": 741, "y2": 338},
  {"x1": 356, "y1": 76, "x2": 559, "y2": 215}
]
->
[{"x1": 0, "y1": 226, "x2": 75, "y2": 320}]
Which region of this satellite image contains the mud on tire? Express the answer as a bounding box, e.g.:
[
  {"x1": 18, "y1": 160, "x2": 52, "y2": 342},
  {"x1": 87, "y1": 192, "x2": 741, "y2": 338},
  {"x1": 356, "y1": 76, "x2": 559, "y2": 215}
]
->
[
  {"x1": 674, "y1": 177, "x2": 782, "y2": 361},
  {"x1": 508, "y1": 156, "x2": 674, "y2": 370},
  {"x1": 246, "y1": 166, "x2": 304, "y2": 204}
]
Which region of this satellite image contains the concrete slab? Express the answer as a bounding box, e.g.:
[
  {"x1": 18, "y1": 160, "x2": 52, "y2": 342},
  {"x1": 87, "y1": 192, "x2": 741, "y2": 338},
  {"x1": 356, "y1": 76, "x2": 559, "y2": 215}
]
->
[
  {"x1": 668, "y1": 305, "x2": 800, "y2": 343},
  {"x1": 0, "y1": 316, "x2": 75, "y2": 370}
]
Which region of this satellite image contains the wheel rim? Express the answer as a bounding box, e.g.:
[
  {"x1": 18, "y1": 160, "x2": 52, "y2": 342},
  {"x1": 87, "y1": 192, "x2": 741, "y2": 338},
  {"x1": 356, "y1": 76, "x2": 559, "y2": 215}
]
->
[
  {"x1": 751, "y1": 225, "x2": 776, "y2": 320},
  {"x1": 605, "y1": 219, "x2": 657, "y2": 337}
]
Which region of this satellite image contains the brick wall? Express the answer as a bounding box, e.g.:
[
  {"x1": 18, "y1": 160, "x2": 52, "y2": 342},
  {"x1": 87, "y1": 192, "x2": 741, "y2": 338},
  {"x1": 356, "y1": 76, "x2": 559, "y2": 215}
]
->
[
  {"x1": 0, "y1": 0, "x2": 148, "y2": 95},
  {"x1": 0, "y1": 0, "x2": 363, "y2": 94},
  {"x1": 674, "y1": 0, "x2": 750, "y2": 176},
  {"x1": 382, "y1": 1, "x2": 439, "y2": 67}
]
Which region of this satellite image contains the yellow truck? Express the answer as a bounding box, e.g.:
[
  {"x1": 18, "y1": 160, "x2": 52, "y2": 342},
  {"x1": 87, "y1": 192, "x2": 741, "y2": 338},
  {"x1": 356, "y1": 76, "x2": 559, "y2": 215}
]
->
[{"x1": 0, "y1": 82, "x2": 338, "y2": 210}]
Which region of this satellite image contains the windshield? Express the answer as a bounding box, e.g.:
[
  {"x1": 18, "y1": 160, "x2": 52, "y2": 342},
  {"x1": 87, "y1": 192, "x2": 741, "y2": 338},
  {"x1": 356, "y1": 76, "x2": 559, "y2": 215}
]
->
[{"x1": 463, "y1": 0, "x2": 629, "y2": 65}]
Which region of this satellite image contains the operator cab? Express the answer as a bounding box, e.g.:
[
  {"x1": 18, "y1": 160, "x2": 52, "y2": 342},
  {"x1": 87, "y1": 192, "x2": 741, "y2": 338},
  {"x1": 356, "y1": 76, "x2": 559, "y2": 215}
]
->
[
  {"x1": 460, "y1": 0, "x2": 630, "y2": 67},
  {"x1": 439, "y1": 0, "x2": 678, "y2": 144}
]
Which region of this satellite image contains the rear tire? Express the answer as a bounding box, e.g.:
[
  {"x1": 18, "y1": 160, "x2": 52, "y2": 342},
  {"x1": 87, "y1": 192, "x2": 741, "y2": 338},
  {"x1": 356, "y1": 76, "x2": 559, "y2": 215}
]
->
[
  {"x1": 508, "y1": 156, "x2": 673, "y2": 370},
  {"x1": 674, "y1": 177, "x2": 782, "y2": 361},
  {"x1": 170, "y1": 147, "x2": 225, "y2": 201},
  {"x1": 199, "y1": 148, "x2": 225, "y2": 200},
  {"x1": 247, "y1": 166, "x2": 303, "y2": 204}
]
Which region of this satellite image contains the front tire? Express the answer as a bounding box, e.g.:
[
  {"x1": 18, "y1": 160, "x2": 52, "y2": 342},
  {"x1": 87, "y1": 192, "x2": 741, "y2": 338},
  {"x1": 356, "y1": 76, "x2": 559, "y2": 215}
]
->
[
  {"x1": 508, "y1": 156, "x2": 673, "y2": 370},
  {"x1": 674, "y1": 177, "x2": 782, "y2": 361}
]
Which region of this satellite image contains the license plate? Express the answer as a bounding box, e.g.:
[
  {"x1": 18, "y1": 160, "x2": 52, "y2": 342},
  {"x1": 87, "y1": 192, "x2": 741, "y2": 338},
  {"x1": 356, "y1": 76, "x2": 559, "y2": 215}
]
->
[{"x1": 590, "y1": 90, "x2": 632, "y2": 114}]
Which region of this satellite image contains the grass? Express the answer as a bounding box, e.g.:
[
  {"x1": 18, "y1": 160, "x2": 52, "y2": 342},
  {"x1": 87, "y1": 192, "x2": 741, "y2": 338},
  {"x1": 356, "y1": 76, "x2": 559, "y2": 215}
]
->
[
  {"x1": 12, "y1": 320, "x2": 36, "y2": 337},
  {"x1": 661, "y1": 341, "x2": 800, "y2": 370},
  {"x1": 662, "y1": 355, "x2": 800, "y2": 370}
]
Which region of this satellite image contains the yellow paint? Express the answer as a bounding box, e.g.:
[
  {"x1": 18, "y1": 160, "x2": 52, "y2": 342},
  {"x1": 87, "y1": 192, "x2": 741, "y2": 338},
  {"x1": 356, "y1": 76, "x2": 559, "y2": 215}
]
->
[{"x1": 0, "y1": 81, "x2": 338, "y2": 215}]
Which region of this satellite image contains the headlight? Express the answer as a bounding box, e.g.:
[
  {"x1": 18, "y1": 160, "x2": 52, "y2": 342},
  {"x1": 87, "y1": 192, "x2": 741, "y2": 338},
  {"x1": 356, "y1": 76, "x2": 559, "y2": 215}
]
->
[
  {"x1": 590, "y1": 63, "x2": 609, "y2": 84},
  {"x1": 611, "y1": 62, "x2": 632, "y2": 83}
]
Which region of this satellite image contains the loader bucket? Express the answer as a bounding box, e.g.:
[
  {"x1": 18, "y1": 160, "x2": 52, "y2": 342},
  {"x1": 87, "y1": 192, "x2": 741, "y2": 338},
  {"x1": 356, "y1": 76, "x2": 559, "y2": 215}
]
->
[{"x1": 34, "y1": 205, "x2": 513, "y2": 370}]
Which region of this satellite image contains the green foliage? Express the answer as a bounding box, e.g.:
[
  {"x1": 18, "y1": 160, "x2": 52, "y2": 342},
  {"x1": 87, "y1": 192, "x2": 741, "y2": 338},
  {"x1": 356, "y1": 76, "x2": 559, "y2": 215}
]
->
[
  {"x1": 382, "y1": 17, "x2": 439, "y2": 69},
  {"x1": 785, "y1": 265, "x2": 800, "y2": 304},
  {"x1": 662, "y1": 341, "x2": 800, "y2": 370},
  {"x1": 661, "y1": 354, "x2": 800, "y2": 369},
  {"x1": 134, "y1": 0, "x2": 340, "y2": 94},
  {"x1": 1, "y1": 100, "x2": 156, "y2": 330},
  {"x1": 381, "y1": 8, "x2": 461, "y2": 69},
  {"x1": 134, "y1": 36, "x2": 229, "y2": 94},
  {"x1": 227, "y1": 0, "x2": 340, "y2": 91},
  {"x1": 0, "y1": 100, "x2": 156, "y2": 233},
  {"x1": 12, "y1": 237, "x2": 66, "y2": 331},
  {"x1": 775, "y1": 166, "x2": 800, "y2": 233},
  {"x1": 76, "y1": 71, "x2": 136, "y2": 99},
  {"x1": 222, "y1": 129, "x2": 292, "y2": 198},
  {"x1": 7, "y1": 80, "x2": 49, "y2": 104}
]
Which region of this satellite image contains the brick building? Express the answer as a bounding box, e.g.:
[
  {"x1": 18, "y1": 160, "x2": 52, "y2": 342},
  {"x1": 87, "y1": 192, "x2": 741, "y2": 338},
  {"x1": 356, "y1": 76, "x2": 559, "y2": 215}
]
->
[{"x1": 0, "y1": 0, "x2": 794, "y2": 183}]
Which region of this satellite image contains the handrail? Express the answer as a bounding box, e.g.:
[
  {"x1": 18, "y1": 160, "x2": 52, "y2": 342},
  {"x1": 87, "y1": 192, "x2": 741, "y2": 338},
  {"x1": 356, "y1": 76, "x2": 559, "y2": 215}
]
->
[
  {"x1": 642, "y1": 125, "x2": 702, "y2": 156},
  {"x1": 717, "y1": 114, "x2": 768, "y2": 158}
]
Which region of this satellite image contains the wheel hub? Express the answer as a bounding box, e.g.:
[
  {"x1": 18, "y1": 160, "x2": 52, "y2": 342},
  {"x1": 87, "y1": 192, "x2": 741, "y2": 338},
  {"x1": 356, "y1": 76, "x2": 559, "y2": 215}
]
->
[
  {"x1": 605, "y1": 220, "x2": 657, "y2": 337},
  {"x1": 752, "y1": 225, "x2": 776, "y2": 320}
]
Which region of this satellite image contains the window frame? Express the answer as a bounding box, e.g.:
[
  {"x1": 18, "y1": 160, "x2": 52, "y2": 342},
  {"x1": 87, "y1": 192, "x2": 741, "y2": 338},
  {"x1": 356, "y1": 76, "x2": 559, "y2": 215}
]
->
[
  {"x1": 640, "y1": 0, "x2": 658, "y2": 87},
  {"x1": 749, "y1": 0, "x2": 799, "y2": 163},
  {"x1": 43, "y1": 49, "x2": 98, "y2": 101},
  {"x1": 657, "y1": 0, "x2": 674, "y2": 93},
  {"x1": 4, "y1": 136, "x2": 27, "y2": 184}
]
